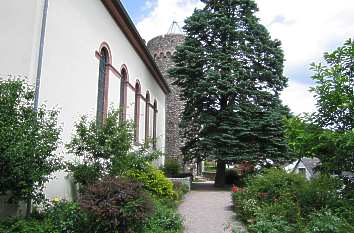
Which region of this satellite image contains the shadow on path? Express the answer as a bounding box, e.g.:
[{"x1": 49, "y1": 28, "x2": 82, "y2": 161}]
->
[{"x1": 192, "y1": 181, "x2": 232, "y2": 191}]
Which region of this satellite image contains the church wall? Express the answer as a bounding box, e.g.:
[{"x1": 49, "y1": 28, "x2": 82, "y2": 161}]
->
[
  {"x1": 37, "y1": 0, "x2": 166, "y2": 200},
  {"x1": 0, "y1": 0, "x2": 43, "y2": 83}
]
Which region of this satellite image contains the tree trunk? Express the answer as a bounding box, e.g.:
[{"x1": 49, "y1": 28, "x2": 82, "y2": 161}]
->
[
  {"x1": 25, "y1": 198, "x2": 31, "y2": 218},
  {"x1": 214, "y1": 160, "x2": 226, "y2": 187}
]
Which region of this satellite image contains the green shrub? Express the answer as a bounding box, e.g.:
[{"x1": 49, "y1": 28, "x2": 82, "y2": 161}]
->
[
  {"x1": 232, "y1": 190, "x2": 260, "y2": 222},
  {"x1": 248, "y1": 215, "x2": 296, "y2": 233},
  {"x1": 247, "y1": 168, "x2": 307, "y2": 202},
  {"x1": 163, "y1": 160, "x2": 181, "y2": 177},
  {"x1": 45, "y1": 201, "x2": 87, "y2": 233},
  {"x1": 232, "y1": 168, "x2": 354, "y2": 232},
  {"x1": 67, "y1": 162, "x2": 101, "y2": 186},
  {"x1": 306, "y1": 209, "x2": 354, "y2": 233},
  {"x1": 0, "y1": 219, "x2": 54, "y2": 233},
  {"x1": 172, "y1": 182, "x2": 189, "y2": 201},
  {"x1": 297, "y1": 174, "x2": 343, "y2": 217},
  {"x1": 127, "y1": 164, "x2": 175, "y2": 199},
  {"x1": 79, "y1": 176, "x2": 154, "y2": 233},
  {"x1": 144, "y1": 199, "x2": 183, "y2": 233}
]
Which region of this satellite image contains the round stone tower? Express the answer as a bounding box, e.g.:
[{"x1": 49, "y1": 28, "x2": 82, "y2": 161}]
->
[{"x1": 147, "y1": 33, "x2": 185, "y2": 162}]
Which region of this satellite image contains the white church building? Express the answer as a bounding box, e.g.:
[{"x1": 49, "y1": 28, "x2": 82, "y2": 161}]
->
[{"x1": 0, "y1": 0, "x2": 169, "y2": 201}]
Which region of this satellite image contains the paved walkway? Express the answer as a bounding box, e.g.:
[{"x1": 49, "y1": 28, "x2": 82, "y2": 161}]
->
[{"x1": 178, "y1": 182, "x2": 247, "y2": 233}]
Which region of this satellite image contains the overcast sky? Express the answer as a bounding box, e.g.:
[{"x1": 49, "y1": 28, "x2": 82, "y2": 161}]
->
[{"x1": 121, "y1": 0, "x2": 354, "y2": 116}]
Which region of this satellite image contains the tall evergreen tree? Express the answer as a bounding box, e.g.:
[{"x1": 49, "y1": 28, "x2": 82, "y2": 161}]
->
[{"x1": 169, "y1": 0, "x2": 289, "y2": 186}]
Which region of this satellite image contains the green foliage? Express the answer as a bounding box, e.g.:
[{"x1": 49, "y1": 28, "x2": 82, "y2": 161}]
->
[
  {"x1": 204, "y1": 160, "x2": 217, "y2": 172},
  {"x1": 306, "y1": 209, "x2": 354, "y2": 233},
  {"x1": 45, "y1": 201, "x2": 87, "y2": 233},
  {"x1": 79, "y1": 176, "x2": 154, "y2": 233},
  {"x1": 66, "y1": 109, "x2": 133, "y2": 185},
  {"x1": 0, "y1": 219, "x2": 54, "y2": 233},
  {"x1": 246, "y1": 168, "x2": 306, "y2": 201},
  {"x1": 144, "y1": 199, "x2": 183, "y2": 233},
  {"x1": 169, "y1": 0, "x2": 290, "y2": 176},
  {"x1": 232, "y1": 168, "x2": 354, "y2": 232},
  {"x1": 0, "y1": 79, "x2": 62, "y2": 205},
  {"x1": 67, "y1": 109, "x2": 160, "y2": 186},
  {"x1": 310, "y1": 38, "x2": 354, "y2": 131},
  {"x1": 163, "y1": 159, "x2": 181, "y2": 177},
  {"x1": 284, "y1": 116, "x2": 323, "y2": 158},
  {"x1": 172, "y1": 182, "x2": 189, "y2": 201},
  {"x1": 248, "y1": 215, "x2": 296, "y2": 233},
  {"x1": 67, "y1": 163, "x2": 101, "y2": 187},
  {"x1": 127, "y1": 165, "x2": 175, "y2": 199},
  {"x1": 284, "y1": 115, "x2": 354, "y2": 199}
]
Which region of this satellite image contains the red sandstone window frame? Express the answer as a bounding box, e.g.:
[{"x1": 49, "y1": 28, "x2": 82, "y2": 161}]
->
[
  {"x1": 96, "y1": 42, "x2": 112, "y2": 125},
  {"x1": 145, "y1": 91, "x2": 150, "y2": 141},
  {"x1": 153, "y1": 100, "x2": 158, "y2": 149},
  {"x1": 120, "y1": 65, "x2": 129, "y2": 121},
  {"x1": 134, "y1": 80, "x2": 141, "y2": 143}
]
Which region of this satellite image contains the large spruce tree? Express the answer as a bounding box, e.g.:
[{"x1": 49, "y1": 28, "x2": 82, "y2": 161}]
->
[{"x1": 169, "y1": 0, "x2": 289, "y2": 186}]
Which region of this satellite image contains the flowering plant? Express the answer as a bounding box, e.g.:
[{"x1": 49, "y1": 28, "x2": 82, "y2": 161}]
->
[{"x1": 232, "y1": 185, "x2": 239, "y2": 193}]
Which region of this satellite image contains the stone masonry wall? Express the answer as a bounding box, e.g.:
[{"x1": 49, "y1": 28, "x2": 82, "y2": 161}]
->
[{"x1": 147, "y1": 34, "x2": 185, "y2": 162}]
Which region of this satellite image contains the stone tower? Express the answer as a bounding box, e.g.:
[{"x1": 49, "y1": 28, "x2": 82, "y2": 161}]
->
[{"x1": 147, "y1": 33, "x2": 185, "y2": 161}]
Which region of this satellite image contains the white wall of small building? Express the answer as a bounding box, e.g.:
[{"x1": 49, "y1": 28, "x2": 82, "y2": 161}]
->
[
  {"x1": 284, "y1": 160, "x2": 312, "y2": 180},
  {"x1": 1, "y1": 0, "x2": 166, "y2": 201}
]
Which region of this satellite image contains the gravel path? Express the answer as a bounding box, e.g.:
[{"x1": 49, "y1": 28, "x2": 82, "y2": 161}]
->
[{"x1": 178, "y1": 182, "x2": 247, "y2": 233}]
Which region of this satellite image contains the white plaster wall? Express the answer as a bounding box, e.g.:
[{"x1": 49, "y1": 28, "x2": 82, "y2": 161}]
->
[
  {"x1": 40, "y1": 0, "x2": 166, "y2": 200},
  {"x1": 0, "y1": 0, "x2": 43, "y2": 83}
]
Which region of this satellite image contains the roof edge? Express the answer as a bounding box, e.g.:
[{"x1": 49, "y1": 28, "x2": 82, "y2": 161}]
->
[{"x1": 101, "y1": 0, "x2": 170, "y2": 94}]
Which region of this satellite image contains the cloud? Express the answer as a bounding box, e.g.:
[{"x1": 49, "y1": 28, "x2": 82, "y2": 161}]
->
[
  {"x1": 136, "y1": 0, "x2": 203, "y2": 41},
  {"x1": 256, "y1": 0, "x2": 354, "y2": 75},
  {"x1": 134, "y1": 0, "x2": 354, "y2": 115},
  {"x1": 281, "y1": 81, "x2": 316, "y2": 115}
]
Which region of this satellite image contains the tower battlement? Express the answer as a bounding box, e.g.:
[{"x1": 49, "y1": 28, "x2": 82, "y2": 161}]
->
[{"x1": 147, "y1": 34, "x2": 185, "y2": 60}]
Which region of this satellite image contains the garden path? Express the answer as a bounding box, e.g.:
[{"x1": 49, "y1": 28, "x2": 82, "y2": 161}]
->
[{"x1": 178, "y1": 182, "x2": 247, "y2": 233}]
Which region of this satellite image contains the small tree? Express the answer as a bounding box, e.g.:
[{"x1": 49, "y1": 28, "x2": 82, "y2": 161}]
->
[
  {"x1": 308, "y1": 39, "x2": 354, "y2": 200},
  {"x1": 310, "y1": 38, "x2": 354, "y2": 131},
  {"x1": 0, "y1": 79, "x2": 62, "y2": 216},
  {"x1": 169, "y1": 0, "x2": 289, "y2": 186},
  {"x1": 67, "y1": 109, "x2": 160, "y2": 186}
]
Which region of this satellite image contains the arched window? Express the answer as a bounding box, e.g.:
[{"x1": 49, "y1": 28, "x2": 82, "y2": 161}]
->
[
  {"x1": 120, "y1": 67, "x2": 128, "y2": 120},
  {"x1": 153, "y1": 100, "x2": 158, "y2": 149},
  {"x1": 134, "y1": 81, "x2": 141, "y2": 143},
  {"x1": 145, "y1": 91, "x2": 150, "y2": 141},
  {"x1": 96, "y1": 47, "x2": 110, "y2": 125}
]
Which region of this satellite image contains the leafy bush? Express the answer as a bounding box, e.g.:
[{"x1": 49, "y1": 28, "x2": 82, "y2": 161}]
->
[
  {"x1": 144, "y1": 199, "x2": 183, "y2": 233},
  {"x1": 172, "y1": 182, "x2": 189, "y2": 201},
  {"x1": 248, "y1": 215, "x2": 296, "y2": 233},
  {"x1": 67, "y1": 163, "x2": 101, "y2": 186},
  {"x1": 127, "y1": 164, "x2": 175, "y2": 199},
  {"x1": 45, "y1": 201, "x2": 87, "y2": 233},
  {"x1": 67, "y1": 109, "x2": 161, "y2": 186},
  {"x1": 232, "y1": 168, "x2": 354, "y2": 232},
  {"x1": 297, "y1": 174, "x2": 344, "y2": 217},
  {"x1": 79, "y1": 176, "x2": 154, "y2": 233},
  {"x1": 163, "y1": 159, "x2": 181, "y2": 177},
  {"x1": 246, "y1": 168, "x2": 307, "y2": 202},
  {"x1": 306, "y1": 209, "x2": 354, "y2": 233},
  {"x1": 0, "y1": 79, "x2": 62, "y2": 211},
  {"x1": 232, "y1": 189, "x2": 260, "y2": 222},
  {"x1": 0, "y1": 219, "x2": 54, "y2": 233}
]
